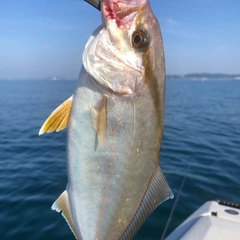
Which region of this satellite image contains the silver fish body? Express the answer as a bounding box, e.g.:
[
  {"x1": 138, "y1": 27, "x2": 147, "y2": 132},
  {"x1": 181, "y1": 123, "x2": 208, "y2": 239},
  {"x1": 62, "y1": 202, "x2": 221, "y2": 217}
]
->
[{"x1": 50, "y1": 1, "x2": 173, "y2": 239}]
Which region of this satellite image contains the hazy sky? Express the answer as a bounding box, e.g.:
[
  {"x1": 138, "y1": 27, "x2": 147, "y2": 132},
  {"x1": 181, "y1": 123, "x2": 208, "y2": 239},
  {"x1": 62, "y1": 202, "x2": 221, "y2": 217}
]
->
[{"x1": 0, "y1": 0, "x2": 239, "y2": 80}]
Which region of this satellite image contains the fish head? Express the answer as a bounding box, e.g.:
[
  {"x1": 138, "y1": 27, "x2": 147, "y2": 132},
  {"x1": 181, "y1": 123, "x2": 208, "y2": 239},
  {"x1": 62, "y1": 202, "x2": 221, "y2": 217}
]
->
[{"x1": 83, "y1": 0, "x2": 165, "y2": 96}]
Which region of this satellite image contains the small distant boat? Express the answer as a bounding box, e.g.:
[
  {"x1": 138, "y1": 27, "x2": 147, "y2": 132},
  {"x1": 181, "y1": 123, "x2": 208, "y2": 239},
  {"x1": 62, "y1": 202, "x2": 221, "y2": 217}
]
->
[
  {"x1": 48, "y1": 76, "x2": 64, "y2": 81},
  {"x1": 166, "y1": 200, "x2": 240, "y2": 240},
  {"x1": 200, "y1": 77, "x2": 207, "y2": 82},
  {"x1": 50, "y1": 76, "x2": 58, "y2": 81}
]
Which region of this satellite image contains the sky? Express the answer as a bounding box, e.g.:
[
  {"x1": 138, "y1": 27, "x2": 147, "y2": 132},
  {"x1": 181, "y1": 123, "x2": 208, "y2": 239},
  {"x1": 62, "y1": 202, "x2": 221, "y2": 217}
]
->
[{"x1": 0, "y1": 0, "x2": 240, "y2": 80}]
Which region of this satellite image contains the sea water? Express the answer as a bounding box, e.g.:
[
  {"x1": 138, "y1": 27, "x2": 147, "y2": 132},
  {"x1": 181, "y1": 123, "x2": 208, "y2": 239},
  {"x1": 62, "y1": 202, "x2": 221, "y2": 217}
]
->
[{"x1": 0, "y1": 79, "x2": 239, "y2": 239}]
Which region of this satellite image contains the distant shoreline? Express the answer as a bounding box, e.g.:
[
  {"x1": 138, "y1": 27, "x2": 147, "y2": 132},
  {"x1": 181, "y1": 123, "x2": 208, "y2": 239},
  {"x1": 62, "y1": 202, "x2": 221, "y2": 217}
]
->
[
  {"x1": 167, "y1": 73, "x2": 240, "y2": 81},
  {"x1": 1, "y1": 73, "x2": 240, "y2": 81}
]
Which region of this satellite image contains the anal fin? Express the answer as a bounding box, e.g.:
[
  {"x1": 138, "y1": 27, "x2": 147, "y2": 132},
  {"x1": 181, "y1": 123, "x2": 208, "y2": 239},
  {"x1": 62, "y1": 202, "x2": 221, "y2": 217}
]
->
[
  {"x1": 51, "y1": 190, "x2": 79, "y2": 240},
  {"x1": 121, "y1": 167, "x2": 173, "y2": 240},
  {"x1": 39, "y1": 96, "x2": 73, "y2": 135},
  {"x1": 92, "y1": 96, "x2": 108, "y2": 147}
]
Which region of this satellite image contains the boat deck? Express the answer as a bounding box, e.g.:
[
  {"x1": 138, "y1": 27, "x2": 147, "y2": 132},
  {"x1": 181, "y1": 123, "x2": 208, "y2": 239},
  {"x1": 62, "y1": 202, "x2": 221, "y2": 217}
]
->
[{"x1": 166, "y1": 200, "x2": 240, "y2": 240}]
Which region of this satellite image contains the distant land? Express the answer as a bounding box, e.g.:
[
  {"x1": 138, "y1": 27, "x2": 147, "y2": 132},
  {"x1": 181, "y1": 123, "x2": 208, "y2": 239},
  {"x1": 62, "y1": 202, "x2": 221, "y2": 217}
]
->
[
  {"x1": 1, "y1": 73, "x2": 240, "y2": 81},
  {"x1": 167, "y1": 73, "x2": 240, "y2": 81}
]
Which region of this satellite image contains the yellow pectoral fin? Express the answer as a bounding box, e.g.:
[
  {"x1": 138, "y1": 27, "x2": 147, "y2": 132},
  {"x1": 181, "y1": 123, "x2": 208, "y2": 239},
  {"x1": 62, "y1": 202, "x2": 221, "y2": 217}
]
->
[
  {"x1": 92, "y1": 96, "x2": 108, "y2": 147},
  {"x1": 39, "y1": 96, "x2": 73, "y2": 135}
]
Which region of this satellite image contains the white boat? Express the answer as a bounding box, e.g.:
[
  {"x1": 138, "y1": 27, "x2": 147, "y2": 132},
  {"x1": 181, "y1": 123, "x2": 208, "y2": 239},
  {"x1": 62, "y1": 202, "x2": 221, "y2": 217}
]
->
[{"x1": 166, "y1": 200, "x2": 240, "y2": 240}]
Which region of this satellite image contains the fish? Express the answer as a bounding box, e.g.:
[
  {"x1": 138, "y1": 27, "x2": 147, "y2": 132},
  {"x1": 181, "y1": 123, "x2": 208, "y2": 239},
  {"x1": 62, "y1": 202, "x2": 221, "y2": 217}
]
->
[{"x1": 39, "y1": 0, "x2": 173, "y2": 239}]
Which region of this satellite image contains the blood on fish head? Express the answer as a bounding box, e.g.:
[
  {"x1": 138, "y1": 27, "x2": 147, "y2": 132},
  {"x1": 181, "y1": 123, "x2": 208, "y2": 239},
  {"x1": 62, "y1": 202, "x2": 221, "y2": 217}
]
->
[{"x1": 102, "y1": 0, "x2": 148, "y2": 29}]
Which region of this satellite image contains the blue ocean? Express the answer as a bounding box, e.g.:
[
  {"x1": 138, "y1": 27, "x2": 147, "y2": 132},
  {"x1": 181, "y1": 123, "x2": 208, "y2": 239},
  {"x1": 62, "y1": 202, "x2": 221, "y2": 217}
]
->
[{"x1": 0, "y1": 79, "x2": 239, "y2": 239}]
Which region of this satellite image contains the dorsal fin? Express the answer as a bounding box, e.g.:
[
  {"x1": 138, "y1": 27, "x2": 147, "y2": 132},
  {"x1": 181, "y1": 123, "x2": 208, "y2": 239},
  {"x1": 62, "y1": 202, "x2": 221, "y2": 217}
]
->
[
  {"x1": 92, "y1": 96, "x2": 108, "y2": 147},
  {"x1": 51, "y1": 190, "x2": 80, "y2": 240},
  {"x1": 121, "y1": 167, "x2": 173, "y2": 240},
  {"x1": 39, "y1": 96, "x2": 73, "y2": 135}
]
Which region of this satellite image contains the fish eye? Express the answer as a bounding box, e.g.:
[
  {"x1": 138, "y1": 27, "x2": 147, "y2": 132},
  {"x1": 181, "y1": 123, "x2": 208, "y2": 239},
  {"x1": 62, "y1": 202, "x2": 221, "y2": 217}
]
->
[{"x1": 132, "y1": 29, "x2": 150, "y2": 50}]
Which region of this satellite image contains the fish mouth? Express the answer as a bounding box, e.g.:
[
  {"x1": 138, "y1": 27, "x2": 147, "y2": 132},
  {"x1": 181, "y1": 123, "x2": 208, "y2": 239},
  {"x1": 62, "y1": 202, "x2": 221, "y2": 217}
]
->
[{"x1": 102, "y1": 0, "x2": 147, "y2": 29}]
